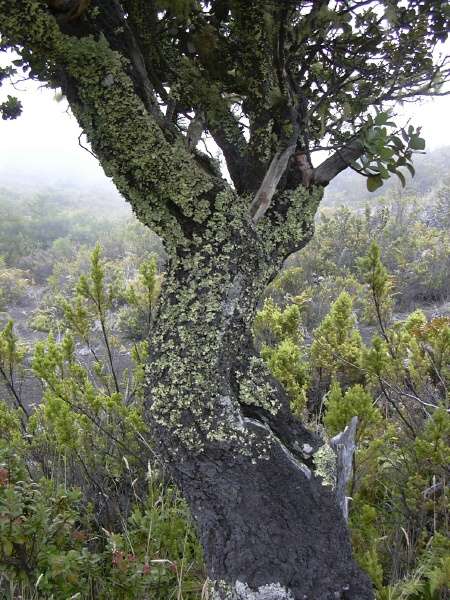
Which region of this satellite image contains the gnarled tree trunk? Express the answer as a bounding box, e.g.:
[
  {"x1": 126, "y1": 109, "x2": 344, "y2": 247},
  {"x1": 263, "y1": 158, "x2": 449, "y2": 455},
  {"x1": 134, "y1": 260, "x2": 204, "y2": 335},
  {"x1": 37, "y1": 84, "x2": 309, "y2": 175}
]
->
[{"x1": 145, "y1": 189, "x2": 373, "y2": 599}]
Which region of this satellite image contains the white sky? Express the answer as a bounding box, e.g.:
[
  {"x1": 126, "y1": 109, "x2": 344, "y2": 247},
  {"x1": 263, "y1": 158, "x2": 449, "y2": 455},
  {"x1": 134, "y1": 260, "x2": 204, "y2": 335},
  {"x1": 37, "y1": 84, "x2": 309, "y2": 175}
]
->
[
  {"x1": 0, "y1": 64, "x2": 449, "y2": 188},
  {"x1": 0, "y1": 78, "x2": 110, "y2": 188}
]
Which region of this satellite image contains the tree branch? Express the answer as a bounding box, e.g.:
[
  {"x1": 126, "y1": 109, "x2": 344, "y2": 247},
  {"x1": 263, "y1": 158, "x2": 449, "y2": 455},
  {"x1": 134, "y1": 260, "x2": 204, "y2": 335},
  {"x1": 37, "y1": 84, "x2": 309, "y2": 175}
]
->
[
  {"x1": 208, "y1": 109, "x2": 254, "y2": 194},
  {"x1": 313, "y1": 139, "x2": 364, "y2": 186}
]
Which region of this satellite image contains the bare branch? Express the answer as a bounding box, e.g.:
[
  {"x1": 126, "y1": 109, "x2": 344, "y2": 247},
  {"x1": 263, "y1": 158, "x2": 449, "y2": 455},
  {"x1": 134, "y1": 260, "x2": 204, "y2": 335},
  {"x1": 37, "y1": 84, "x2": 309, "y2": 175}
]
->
[{"x1": 313, "y1": 139, "x2": 364, "y2": 186}]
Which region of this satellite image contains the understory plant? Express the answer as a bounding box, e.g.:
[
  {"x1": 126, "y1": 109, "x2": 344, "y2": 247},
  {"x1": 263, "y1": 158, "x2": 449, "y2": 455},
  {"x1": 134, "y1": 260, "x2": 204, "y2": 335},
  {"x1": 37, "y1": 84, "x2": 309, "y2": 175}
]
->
[
  {"x1": 257, "y1": 242, "x2": 449, "y2": 599},
  {"x1": 0, "y1": 246, "x2": 205, "y2": 599},
  {"x1": 1, "y1": 241, "x2": 448, "y2": 599}
]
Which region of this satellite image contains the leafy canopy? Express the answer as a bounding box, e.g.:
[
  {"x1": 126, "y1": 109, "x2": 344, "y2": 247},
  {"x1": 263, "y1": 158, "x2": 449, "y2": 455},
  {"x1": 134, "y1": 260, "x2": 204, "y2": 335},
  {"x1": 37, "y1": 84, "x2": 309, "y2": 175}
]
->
[{"x1": 1, "y1": 0, "x2": 449, "y2": 202}]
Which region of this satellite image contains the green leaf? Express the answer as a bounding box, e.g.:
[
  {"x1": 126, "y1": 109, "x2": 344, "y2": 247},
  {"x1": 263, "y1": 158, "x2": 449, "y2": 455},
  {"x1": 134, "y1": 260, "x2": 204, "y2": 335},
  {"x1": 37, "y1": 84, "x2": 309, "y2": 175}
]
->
[
  {"x1": 405, "y1": 163, "x2": 415, "y2": 177},
  {"x1": 367, "y1": 175, "x2": 383, "y2": 192},
  {"x1": 379, "y1": 146, "x2": 394, "y2": 161},
  {"x1": 377, "y1": 163, "x2": 390, "y2": 180},
  {"x1": 409, "y1": 136, "x2": 426, "y2": 150},
  {"x1": 394, "y1": 170, "x2": 406, "y2": 187},
  {"x1": 374, "y1": 112, "x2": 389, "y2": 126},
  {"x1": 391, "y1": 135, "x2": 404, "y2": 149}
]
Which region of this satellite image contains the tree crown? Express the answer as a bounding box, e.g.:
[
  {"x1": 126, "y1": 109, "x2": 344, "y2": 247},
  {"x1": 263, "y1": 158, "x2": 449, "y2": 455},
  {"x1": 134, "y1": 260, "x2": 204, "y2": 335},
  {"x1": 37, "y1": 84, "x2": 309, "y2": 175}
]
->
[{"x1": 1, "y1": 1, "x2": 449, "y2": 242}]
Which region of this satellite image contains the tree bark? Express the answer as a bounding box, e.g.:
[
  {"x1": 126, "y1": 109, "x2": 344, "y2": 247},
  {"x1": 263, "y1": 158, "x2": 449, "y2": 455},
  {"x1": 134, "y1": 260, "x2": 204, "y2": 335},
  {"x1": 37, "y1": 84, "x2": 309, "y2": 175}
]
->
[{"x1": 144, "y1": 192, "x2": 373, "y2": 600}]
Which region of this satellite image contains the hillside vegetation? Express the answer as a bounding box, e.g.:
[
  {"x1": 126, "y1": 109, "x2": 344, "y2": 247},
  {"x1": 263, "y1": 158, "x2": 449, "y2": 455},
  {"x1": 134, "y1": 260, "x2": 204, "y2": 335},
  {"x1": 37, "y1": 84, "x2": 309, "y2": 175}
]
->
[{"x1": 0, "y1": 149, "x2": 449, "y2": 599}]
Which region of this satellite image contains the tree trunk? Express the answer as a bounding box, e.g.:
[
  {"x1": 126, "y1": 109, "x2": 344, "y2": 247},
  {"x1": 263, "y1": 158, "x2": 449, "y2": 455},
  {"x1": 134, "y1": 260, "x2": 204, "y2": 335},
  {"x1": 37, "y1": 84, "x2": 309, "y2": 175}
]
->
[{"x1": 144, "y1": 192, "x2": 374, "y2": 600}]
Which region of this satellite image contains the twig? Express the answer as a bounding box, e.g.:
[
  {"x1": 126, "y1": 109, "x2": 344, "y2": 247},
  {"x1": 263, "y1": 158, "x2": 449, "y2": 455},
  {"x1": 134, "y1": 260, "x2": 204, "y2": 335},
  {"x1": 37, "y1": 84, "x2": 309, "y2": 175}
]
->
[{"x1": 78, "y1": 132, "x2": 97, "y2": 159}]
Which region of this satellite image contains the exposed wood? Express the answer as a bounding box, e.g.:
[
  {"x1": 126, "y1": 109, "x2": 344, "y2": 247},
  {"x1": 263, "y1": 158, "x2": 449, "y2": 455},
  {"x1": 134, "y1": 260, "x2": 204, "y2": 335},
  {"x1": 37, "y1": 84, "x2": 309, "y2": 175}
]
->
[
  {"x1": 249, "y1": 140, "x2": 298, "y2": 224},
  {"x1": 330, "y1": 416, "x2": 358, "y2": 522}
]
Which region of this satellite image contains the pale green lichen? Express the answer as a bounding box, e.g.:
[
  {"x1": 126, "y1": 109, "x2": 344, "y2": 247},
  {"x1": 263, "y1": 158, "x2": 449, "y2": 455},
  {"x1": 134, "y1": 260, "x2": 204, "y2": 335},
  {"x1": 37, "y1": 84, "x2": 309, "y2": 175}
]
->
[
  {"x1": 239, "y1": 357, "x2": 281, "y2": 415},
  {"x1": 250, "y1": 118, "x2": 276, "y2": 164},
  {"x1": 144, "y1": 189, "x2": 277, "y2": 455},
  {"x1": 144, "y1": 184, "x2": 320, "y2": 456},
  {"x1": 261, "y1": 185, "x2": 323, "y2": 254},
  {"x1": 314, "y1": 442, "x2": 337, "y2": 488}
]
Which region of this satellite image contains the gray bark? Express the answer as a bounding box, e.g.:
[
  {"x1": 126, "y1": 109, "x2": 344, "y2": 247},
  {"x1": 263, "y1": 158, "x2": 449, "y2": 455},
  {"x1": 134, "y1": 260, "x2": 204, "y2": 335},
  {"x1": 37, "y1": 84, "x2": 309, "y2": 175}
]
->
[{"x1": 330, "y1": 417, "x2": 359, "y2": 522}]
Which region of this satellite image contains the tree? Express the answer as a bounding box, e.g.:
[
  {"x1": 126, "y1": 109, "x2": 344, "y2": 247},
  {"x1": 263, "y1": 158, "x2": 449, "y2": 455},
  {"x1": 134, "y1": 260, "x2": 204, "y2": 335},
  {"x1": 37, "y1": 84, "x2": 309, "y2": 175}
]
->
[
  {"x1": 1, "y1": 2, "x2": 449, "y2": 598},
  {"x1": 254, "y1": 297, "x2": 310, "y2": 415},
  {"x1": 310, "y1": 291, "x2": 364, "y2": 398}
]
